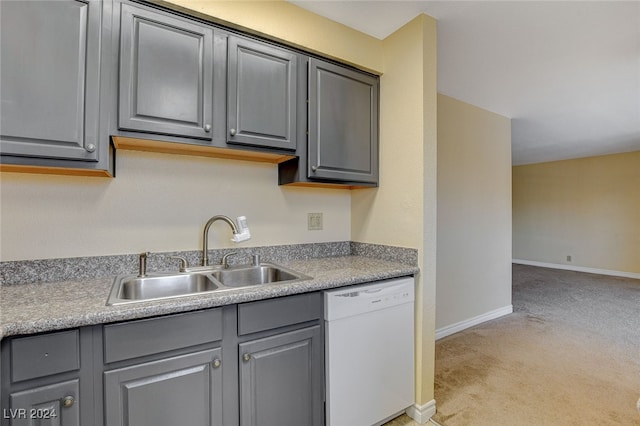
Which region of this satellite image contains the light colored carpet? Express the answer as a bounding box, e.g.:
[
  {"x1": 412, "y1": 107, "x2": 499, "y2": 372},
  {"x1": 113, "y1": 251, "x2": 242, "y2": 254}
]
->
[{"x1": 433, "y1": 264, "x2": 640, "y2": 425}]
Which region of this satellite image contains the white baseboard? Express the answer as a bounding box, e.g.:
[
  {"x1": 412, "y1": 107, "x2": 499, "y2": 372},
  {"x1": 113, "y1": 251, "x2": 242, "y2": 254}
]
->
[
  {"x1": 435, "y1": 305, "x2": 513, "y2": 340},
  {"x1": 406, "y1": 399, "x2": 436, "y2": 424},
  {"x1": 513, "y1": 259, "x2": 640, "y2": 280}
]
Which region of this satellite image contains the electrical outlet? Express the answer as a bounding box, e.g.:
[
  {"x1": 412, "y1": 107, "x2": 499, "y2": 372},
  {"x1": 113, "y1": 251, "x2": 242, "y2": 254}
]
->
[
  {"x1": 308, "y1": 213, "x2": 323, "y2": 231},
  {"x1": 566, "y1": 255, "x2": 572, "y2": 262}
]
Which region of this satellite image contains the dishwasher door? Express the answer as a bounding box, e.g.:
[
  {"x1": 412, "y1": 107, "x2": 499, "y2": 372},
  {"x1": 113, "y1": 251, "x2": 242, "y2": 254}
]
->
[{"x1": 324, "y1": 277, "x2": 415, "y2": 426}]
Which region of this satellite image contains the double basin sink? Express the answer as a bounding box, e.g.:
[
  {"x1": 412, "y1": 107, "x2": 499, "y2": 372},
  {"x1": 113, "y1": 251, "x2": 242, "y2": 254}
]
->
[{"x1": 107, "y1": 262, "x2": 311, "y2": 305}]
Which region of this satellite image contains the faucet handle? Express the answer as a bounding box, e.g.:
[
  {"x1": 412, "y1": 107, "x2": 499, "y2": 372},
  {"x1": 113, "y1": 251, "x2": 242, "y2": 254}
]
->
[
  {"x1": 221, "y1": 252, "x2": 237, "y2": 269},
  {"x1": 138, "y1": 252, "x2": 150, "y2": 277},
  {"x1": 170, "y1": 256, "x2": 189, "y2": 272}
]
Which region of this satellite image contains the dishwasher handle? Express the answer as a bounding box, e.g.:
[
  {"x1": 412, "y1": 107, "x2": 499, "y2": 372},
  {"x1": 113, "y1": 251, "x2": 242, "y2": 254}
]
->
[
  {"x1": 325, "y1": 277, "x2": 415, "y2": 320},
  {"x1": 341, "y1": 281, "x2": 411, "y2": 298}
]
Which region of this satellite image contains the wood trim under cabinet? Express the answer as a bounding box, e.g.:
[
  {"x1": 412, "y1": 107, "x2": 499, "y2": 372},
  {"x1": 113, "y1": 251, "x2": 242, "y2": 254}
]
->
[
  {"x1": 0, "y1": 164, "x2": 113, "y2": 177},
  {"x1": 279, "y1": 181, "x2": 376, "y2": 190},
  {"x1": 112, "y1": 136, "x2": 296, "y2": 164}
]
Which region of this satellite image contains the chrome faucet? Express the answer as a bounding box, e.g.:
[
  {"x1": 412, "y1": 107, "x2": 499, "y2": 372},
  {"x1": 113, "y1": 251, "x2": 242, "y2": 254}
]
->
[{"x1": 201, "y1": 215, "x2": 250, "y2": 266}]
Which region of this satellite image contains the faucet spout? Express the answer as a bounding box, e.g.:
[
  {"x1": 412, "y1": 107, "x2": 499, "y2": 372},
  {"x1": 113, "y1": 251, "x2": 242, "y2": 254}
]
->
[{"x1": 202, "y1": 215, "x2": 240, "y2": 266}]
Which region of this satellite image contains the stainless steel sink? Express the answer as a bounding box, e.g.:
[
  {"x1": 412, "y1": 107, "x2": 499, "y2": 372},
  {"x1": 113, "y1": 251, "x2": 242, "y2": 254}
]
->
[
  {"x1": 107, "y1": 273, "x2": 219, "y2": 305},
  {"x1": 209, "y1": 264, "x2": 304, "y2": 288},
  {"x1": 107, "y1": 263, "x2": 310, "y2": 305}
]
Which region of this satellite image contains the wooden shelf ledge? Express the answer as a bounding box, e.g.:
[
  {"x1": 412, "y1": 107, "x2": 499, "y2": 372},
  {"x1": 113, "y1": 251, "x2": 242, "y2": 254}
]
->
[{"x1": 112, "y1": 136, "x2": 296, "y2": 164}]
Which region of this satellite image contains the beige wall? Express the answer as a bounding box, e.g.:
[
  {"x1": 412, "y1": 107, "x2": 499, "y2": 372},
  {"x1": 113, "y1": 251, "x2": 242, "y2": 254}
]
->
[
  {"x1": 513, "y1": 151, "x2": 640, "y2": 274},
  {"x1": 0, "y1": 150, "x2": 350, "y2": 260},
  {"x1": 352, "y1": 14, "x2": 438, "y2": 406},
  {"x1": 436, "y1": 94, "x2": 512, "y2": 330},
  {"x1": 166, "y1": 0, "x2": 384, "y2": 74}
]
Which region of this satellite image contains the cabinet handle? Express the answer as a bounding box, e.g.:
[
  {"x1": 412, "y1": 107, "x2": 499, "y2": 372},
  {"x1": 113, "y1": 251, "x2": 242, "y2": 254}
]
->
[
  {"x1": 86, "y1": 144, "x2": 96, "y2": 153},
  {"x1": 311, "y1": 166, "x2": 318, "y2": 172},
  {"x1": 62, "y1": 396, "x2": 75, "y2": 408},
  {"x1": 204, "y1": 124, "x2": 212, "y2": 133},
  {"x1": 229, "y1": 128, "x2": 236, "y2": 136},
  {"x1": 242, "y1": 353, "x2": 251, "y2": 362},
  {"x1": 212, "y1": 358, "x2": 221, "y2": 369}
]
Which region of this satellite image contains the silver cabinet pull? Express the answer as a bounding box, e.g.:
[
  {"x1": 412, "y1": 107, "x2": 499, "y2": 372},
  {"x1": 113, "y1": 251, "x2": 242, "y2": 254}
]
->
[
  {"x1": 62, "y1": 396, "x2": 75, "y2": 408},
  {"x1": 242, "y1": 353, "x2": 251, "y2": 362},
  {"x1": 311, "y1": 166, "x2": 318, "y2": 172},
  {"x1": 229, "y1": 128, "x2": 236, "y2": 136},
  {"x1": 86, "y1": 144, "x2": 96, "y2": 153},
  {"x1": 204, "y1": 124, "x2": 212, "y2": 132},
  {"x1": 212, "y1": 358, "x2": 221, "y2": 369}
]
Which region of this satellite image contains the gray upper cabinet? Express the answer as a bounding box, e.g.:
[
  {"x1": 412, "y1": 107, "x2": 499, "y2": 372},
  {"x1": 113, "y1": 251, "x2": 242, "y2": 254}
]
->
[
  {"x1": 118, "y1": 2, "x2": 215, "y2": 140},
  {"x1": 239, "y1": 326, "x2": 323, "y2": 426},
  {"x1": 227, "y1": 35, "x2": 298, "y2": 151},
  {"x1": 0, "y1": 0, "x2": 111, "y2": 173},
  {"x1": 307, "y1": 58, "x2": 379, "y2": 184},
  {"x1": 1, "y1": 0, "x2": 379, "y2": 180}
]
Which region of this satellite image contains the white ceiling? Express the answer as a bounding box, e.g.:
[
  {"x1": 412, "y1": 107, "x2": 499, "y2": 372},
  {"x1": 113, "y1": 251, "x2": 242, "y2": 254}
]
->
[{"x1": 289, "y1": 0, "x2": 640, "y2": 165}]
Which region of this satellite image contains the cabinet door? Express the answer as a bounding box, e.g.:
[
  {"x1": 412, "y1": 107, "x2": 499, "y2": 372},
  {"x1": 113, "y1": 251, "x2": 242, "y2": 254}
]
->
[
  {"x1": 118, "y1": 3, "x2": 214, "y2": 140},
  {"x1": 104, "y1": 349, "x2": 223, "y2": 426},
  {"x1": 239, "y1": 326, "x2": 323, "y2": 426},
  {"x1": 9, "y1": 379, "x2": 79, "y2": 426},
  {"x1": 308, "y1": 58, "x2": 379, "y2": 183},
  {"x1": 0, "y1": 0, "x2": 101, "y2": 162},
  {"x1": 227, "y1": 36, "x2": 298, "y2": 150}
]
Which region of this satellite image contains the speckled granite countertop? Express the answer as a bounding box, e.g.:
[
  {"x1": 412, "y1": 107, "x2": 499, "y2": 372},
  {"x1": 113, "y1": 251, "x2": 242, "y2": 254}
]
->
[{"x1": 0, "y1": 256, "x2": 418, "y2": 340}]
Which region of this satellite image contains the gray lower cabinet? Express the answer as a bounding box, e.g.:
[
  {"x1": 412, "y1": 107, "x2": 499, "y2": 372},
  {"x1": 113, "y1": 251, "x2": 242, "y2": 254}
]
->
[
  {"x1": 101, "y1": 309, "x2": 224, "y2": 426},
  {"x1": 0, "y1": 329, "x2": 92, "y2": 426},
  {"x1": 0, "y1": 0, "x2": 112, "y2": 174},
  {"x1": 239, "y1": 326, "x2": 323, "y2": 426},
  {"x1": 8, "y1": 380, "x2": 80, "y2": 426},
  {"x1": 117, "y1": 1, "x2": 218, "y2": 140},
  {"x1": 104, "y1": 349, "x2": 223, "y2": 426},
  {"x1": 1, "y1": 292, "x2": 325, "y2": 426},
  {"x1": 227, "y1": 35, "x2": 300, "y2": 151}
]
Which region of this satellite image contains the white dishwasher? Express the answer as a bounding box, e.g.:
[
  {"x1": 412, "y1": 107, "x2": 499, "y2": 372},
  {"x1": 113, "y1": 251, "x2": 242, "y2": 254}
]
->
[{"x1": 324, "y1": 276, "x2": 415, "y2": 426}]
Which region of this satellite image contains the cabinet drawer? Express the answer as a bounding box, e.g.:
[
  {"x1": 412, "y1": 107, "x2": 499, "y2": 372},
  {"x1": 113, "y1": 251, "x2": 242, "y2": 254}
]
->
[
  {"x1": 104, "y1": 309, "x2": 222, "y2": 363},
  {"x1": 238, "y1": 292, "x2": 322, "y2": 335},
  {"x1": 11, "y1": 330, "x2": 79, "y2": 383}
]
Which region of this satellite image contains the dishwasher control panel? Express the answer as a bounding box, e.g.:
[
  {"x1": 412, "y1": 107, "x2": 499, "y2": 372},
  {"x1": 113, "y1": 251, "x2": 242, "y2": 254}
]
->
[{"x1": 323, "y1": 276, "x2": 415, "y2": 321}]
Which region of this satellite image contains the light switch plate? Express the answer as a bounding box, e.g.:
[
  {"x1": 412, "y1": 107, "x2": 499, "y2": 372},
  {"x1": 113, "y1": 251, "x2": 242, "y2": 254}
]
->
[{"x1": 308, "y1": 213, "x2": 323, "y2": 231}]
